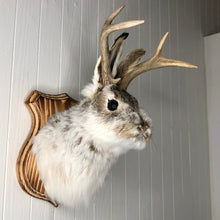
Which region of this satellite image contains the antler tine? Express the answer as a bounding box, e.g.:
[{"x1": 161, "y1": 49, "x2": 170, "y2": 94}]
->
[
  {"x1": 104, "y1": 5, "x2": 125, "y2": 25},
  {"x1": 100, "y1": 5, "x2": 144, "y2": 86},
  {"x1": 116, "y1": 49, "x2": 146, "y2": 78},
  {"x1": 119, "y1": 32, "x2": 198, "y2": 90}
]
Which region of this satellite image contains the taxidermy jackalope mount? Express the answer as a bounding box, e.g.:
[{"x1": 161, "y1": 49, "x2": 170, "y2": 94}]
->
[{"x1": 16, "y1": 5, "x2": 197, "y2": 208}]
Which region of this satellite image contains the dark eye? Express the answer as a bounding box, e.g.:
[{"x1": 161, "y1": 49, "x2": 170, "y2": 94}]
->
[{"x1": 107, "y1": 99, "x2": 118, "y2": 111}]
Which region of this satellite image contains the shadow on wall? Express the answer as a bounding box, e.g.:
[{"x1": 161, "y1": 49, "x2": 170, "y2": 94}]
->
[{"x1": 201, "y1": 0, "x2": 220, "y2": 36}]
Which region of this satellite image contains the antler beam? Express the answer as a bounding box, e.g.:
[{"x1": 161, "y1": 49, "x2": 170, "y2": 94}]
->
[
  {"x1": 100, "y1": 5, "x2": 144, "y2": 86},
  {"x1": 118, "y1": 32, "x2": 198, "y2": 90}
]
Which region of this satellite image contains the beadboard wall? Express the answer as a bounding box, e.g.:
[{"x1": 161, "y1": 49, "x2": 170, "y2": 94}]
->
[
  {"x1": 0, "y1": 0, "x2": 211, "y2": 220},
  {"x1": 201, "y1": 0, "x2": 220, "y2": 36}
]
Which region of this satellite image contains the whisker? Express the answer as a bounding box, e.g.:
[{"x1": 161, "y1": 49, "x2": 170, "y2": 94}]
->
[{"x1": 150, "y1": 136, "x2": 159, "y2": 152}]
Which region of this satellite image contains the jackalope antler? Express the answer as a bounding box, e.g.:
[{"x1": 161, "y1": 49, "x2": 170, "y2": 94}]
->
[{"x1": 100, "y1": 5, "x2": 197, "y2": 89}]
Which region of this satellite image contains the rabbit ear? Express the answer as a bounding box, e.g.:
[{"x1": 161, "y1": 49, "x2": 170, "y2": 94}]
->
[
  {"x1": 109, "y1": 32, "x2": 128, "y2": 78},
  {"x1": 96, "y1": 32, "x2": 129, "y2": 87},
  {"x1": 95, "y1": 32, "x2": 129, "y2": 87},
  {"x1": 81, "y1": 57, "x2": 102, "y2": 99},
  {"x1": 81, "y1": 33, "x2": 129, "y2": 99}
]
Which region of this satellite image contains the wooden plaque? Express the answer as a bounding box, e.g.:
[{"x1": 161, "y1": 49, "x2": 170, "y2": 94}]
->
[{"x1": 16, "y1": 90, "x2": 77, "y2": 207}]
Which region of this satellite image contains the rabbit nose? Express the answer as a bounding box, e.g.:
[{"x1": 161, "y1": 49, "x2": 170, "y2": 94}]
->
[
  {"x1": 137, "y1": 124, "x2": 152, "y2": 141},
  {"x1": 146, "y1": 128, "x2": 152, "y2": 136},
  {"x1": 143, "y1": 128, "x2": 152, "y2": 142}
]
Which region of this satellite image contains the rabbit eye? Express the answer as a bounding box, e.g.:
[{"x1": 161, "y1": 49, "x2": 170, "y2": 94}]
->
[{"x1": 107, "y1": 99, "x2": 118, "y2": 111}]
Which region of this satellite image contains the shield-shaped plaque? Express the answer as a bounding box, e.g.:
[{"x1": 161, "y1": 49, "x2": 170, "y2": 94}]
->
[{"x1": 16, "y1": 90, "x2": 77, "y2": 207}]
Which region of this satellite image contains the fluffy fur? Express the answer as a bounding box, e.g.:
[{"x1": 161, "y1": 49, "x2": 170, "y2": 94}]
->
[{"x1": 32, "y1": 58, "x2": 152, "y2": 207}]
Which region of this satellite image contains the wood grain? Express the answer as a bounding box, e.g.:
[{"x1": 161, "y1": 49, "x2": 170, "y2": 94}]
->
[{"x1": 16, "y1": 90, "x2": 77, "y2": 207}]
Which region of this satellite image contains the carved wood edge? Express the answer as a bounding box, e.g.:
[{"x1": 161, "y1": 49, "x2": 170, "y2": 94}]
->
[{"x1": 16, "y1": 90, "x2": 77, "y2": 207}]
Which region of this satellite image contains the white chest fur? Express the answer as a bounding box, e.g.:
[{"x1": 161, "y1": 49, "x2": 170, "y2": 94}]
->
[{"x1": 32, "y1": 107, "x2": 118, "y2": 207}]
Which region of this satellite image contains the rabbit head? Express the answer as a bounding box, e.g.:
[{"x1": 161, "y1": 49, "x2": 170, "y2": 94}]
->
[
  {"x1": 81, "y1": 58, "x2": 152, "y2": 154},
  {"x1": 80, "y1": 5, "x2": 197, "y2": 154}
]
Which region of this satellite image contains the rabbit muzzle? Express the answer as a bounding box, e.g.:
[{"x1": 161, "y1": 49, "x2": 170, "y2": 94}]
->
[{"x1": 137, "y1": 124, "x2": 152, "y2": 142}]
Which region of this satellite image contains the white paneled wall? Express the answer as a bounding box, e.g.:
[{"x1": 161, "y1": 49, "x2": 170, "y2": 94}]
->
[
  {"x1": 205, "y1": 33, "x2": 220, "y2": 220},
  {"x1": 0, "y1": 0, "x2": 211, "y2": 220}
]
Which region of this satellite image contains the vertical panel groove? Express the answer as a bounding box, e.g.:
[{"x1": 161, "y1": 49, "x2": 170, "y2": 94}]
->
[
  {"x1": 78, "y1": 0, "x2": 83, "y2": 95},
  {"x1": 96, "y1": 0, "x2": 99, "y2": 59},
  {"x1": 30, "y1": 197, "x2": 32, "y2": 220},
  {"x1": 110, "y1": 172, "x2": 112, "y2": 220},
  {"x1": 167, "y1": 1, "x2": 175, "y2": 219},
  {"x1": 36, "y1": 0, "x2": 43, "y2": 90},
  {"x1": 137, "y1": 1, "x2": 141, "y2": 220},
  {"x1": 147, "y1": 0, "x2": 153, "y2": 219},
  {"x1": 58, "y1": 0, "x2": 64, "y2": 93},
  {"x1": 171, "y1": 130, "x2": 175, "y2": 220},
  {"x1": 180, "y1": 133, "x2": 184, "y2": 195},
  {"x1": 158, "y1": 0, "x2": 165, "y2": 219},
  {"x1": 124, "y1": 156, "x2": 127, "y2": 220},
  {"x1": 2, "y1": 0, "x2": 19, "y2": 219}
]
